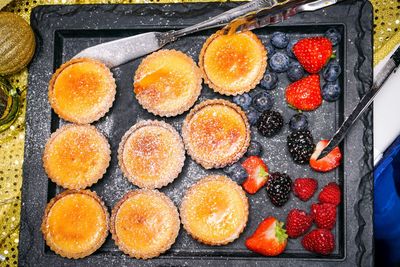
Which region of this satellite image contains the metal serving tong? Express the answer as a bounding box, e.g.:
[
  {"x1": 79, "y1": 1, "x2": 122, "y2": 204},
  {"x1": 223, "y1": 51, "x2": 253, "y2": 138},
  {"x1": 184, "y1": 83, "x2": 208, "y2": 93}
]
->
[{"x1": 73, "y1": 0, "x2": 344, "y2": 68}]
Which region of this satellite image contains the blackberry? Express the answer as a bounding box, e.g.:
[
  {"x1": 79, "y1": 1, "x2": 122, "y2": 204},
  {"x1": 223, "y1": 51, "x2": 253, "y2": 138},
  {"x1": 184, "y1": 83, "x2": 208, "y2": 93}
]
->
[
  {"x1": 257, "y1": 110, "x2": 284, "y2": 137},
  {"x1": 266, "y1": 172, "x2": 292, "y2": 207},
  {"x1": 287, "y1": 130, "x2": 315, "y2": 164}
]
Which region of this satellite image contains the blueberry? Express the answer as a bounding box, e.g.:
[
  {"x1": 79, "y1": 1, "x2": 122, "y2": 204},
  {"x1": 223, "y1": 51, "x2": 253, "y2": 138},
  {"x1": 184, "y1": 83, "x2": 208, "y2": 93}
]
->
[
  {"x1": 232, "y1": 93, "x2": 252, "y2": 110},
  {"x1": 271, "y1": 32, "x2": 289, "y2": 49},
  {"x1": 289, "y1": 113, "x2": 309, "y2": 131},
  {"x1": 325, "y1": 28, "x2": 342, "y2": 46},
  {"x1": 287, "y1": 39, "x2": 298, "y2": 58},
  {"x1": 246, "y1": 141, "x2": 262, "y2": 156},
  {"x1": 223, "y1": 163, "x2": 248, "y2": 183},
  {"x1": 245, "y1": 108, "x2": 261, "y2": 126},
  {"x1": 322, "y1": 81, "x2": 341, "y2": 102},
  {"x1": 323, "y1": 61, "x2": 342, "y2": 82},
  {"x1": 265, "y1": 43, "x2": 276, "y2": 56},
  {"x1": 269, "y1": 52, "x2": 290, "y2": 73},
  {"x1": 252, "y1": 92, "x2": 274, "y2": 112},
  {"x1": 260, "y1": 71, "x2": 278, "y2": 90},
  {"x1": 287, "y1": 61, "x2": 305, "y2": 82}
]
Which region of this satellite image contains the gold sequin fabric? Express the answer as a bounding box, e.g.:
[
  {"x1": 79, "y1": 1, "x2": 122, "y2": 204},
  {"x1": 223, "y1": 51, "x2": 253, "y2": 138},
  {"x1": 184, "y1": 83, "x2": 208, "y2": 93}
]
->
[{"x1": 0, "y1": 0, "x2": 398, "y2": 266}]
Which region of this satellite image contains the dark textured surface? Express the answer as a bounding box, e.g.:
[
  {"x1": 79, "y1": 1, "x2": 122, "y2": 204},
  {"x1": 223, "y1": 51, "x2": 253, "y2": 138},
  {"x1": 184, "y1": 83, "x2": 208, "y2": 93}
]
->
[{"x1": 20, "y1": 1, "x2": 373, "y2": 266}]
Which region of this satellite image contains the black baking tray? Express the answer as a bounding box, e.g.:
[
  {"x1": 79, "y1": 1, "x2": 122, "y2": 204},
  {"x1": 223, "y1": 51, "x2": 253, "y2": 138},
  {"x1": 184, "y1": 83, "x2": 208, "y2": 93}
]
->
[{"x1": 19, "y1": 1, "x2": 374, "y2": 266}]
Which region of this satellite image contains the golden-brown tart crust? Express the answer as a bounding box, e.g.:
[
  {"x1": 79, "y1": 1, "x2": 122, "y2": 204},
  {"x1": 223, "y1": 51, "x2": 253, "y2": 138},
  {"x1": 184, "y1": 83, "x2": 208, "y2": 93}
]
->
[
  {"x1": 182, "y1": 99, "x2": 250, "y2": 169},
  {"x1": 48, "y1": 57, "x2": 116, "y2": 124},
  {"x1": 134, "y1": 49, "x2": 202, "y2": 117},
  {"x1": 41, "y1": 190, "x2": 109, "y2": 259},
  {"x1": 110, "y1": 189, "x2": 180, "y2": 259},
  {"x1": 180, "y1": 175, "x2": 249, "y2": 246},
  {"x1": 199, "y1": 30, "x2": 267, "y2": 96},
  {"x1": 43, "y1": 124, "x2": 111, "y2": 189},
  {"x1": 118, "y1": 120, "x2": 185, "y2": 189}
]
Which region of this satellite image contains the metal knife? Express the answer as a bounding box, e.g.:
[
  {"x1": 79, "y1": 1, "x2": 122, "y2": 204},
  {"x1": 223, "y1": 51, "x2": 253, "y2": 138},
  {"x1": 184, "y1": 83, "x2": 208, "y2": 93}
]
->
[
  {"x1": 317, "y1": 46, "x2": 400, "y2": 160},
  {"x1": 73, "y1": 0, "x2": 343, "y2": 68}
]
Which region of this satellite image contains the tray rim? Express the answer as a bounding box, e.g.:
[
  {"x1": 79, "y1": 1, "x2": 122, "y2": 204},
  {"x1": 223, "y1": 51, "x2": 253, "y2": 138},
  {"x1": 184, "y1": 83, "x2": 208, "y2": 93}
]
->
[{"x1": 19, "y1": 1, "x2": 374, "y2": 266}]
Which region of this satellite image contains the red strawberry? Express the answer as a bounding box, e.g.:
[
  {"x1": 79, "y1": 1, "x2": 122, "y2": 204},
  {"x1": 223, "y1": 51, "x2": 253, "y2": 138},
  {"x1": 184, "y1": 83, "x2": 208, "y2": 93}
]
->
[
  {"x1": 241, "y1": 156, "x2": 269, "y2": 194},
  {"x1": 302, "y1": 229, "x2": 335, "y2": 255},
  {"x1": 319, "y1": 182, "x2": 341, "y2": 206},
  {"x1": 285, "y1": 75, "x2": 322, "y2": 111},
  {"x1": 310, "y1": 140, "x2": 342, "y2": 172},
  {"x1": 293, "y1": 37, "x2": 333, "y2": 73},
  {"x1": 293, "y1": 178, "x2": 318, "y2": 201},
  {"x1": 311, "y1": 203, "x2": 337, "y2": 230},
  {"x1": 286, "y1": 209, "x2": 313, "y2": 238},
  {"x1": 245, "y1": 217, "x2": 288, "y2": 256}
]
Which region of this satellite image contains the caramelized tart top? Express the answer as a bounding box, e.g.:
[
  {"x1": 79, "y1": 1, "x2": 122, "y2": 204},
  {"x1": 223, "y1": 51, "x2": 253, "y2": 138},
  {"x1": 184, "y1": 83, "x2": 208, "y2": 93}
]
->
[
  {"x1": 199, "y1": 30, "x2": 267, "y2": 96},
  {"x1": 134, "y1": 49, "x2": 202, "y2": 117},
  {"x1": 182, "y1": 99, "x2": 250, "y2": 169},
  {"x1": 48, "y1": 58, "x2": 116, "y2": 124}
]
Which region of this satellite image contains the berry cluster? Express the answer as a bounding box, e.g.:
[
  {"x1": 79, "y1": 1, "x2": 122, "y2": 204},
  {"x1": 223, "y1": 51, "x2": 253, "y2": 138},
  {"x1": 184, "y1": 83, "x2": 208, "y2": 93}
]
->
[{"x1": 227, "y1": 28, "x2": 345, "y2": 257}]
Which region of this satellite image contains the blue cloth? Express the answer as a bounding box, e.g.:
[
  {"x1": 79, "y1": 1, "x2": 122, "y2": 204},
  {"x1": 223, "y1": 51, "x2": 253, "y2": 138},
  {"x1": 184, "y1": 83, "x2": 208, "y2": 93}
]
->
[{"x1": 375, "y1": 135, "x2": 400, "y2": 265}]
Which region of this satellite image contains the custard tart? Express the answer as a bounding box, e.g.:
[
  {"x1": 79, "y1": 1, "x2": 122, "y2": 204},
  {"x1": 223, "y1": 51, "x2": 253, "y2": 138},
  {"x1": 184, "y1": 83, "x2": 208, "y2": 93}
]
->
[
  {"x1": 134, "y1": 49, "x2": 202, "y2": 117},
  {"x1": 48, "y1": 58, "x2": 116, "y2": 124},
  {"x1": 118, "y1": 120, "x2": 185, "y2": 189},
  {"x1": 41, "y1": 190, "x2": 109, "y2": 259},
  {"x1": 199, "y1": 30, "x2": 267, "y2": 96},
  {"x1": 182, "y1": 99, "x2": 250, "y2": 169},
  {"x1": 180, "y1": 175, "x2": 249, "y2": 245},
  {"x1": 43, "y1": 124, "x2": 111, "y2": 189},
  {"x1": 111, "y1": 189, "x2": 180, "y2": 259}
]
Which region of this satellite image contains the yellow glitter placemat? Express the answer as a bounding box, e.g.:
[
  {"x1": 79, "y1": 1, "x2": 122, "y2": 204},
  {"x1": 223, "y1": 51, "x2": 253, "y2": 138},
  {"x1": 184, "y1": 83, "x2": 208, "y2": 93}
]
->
[{"x1": 0, "y1": 0, "x2": 398, "y2": 266}]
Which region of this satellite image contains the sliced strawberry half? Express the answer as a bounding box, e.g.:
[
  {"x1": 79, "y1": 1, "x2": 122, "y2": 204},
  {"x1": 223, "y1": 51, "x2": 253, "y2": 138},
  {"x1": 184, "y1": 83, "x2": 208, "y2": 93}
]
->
[
  {"x1": 245, "y1": 216, "x2": 288, "y2": 256},
  {"x1": 241, "y1": 156, "x2": 269, "y2": 194},
  {"x1": 310, "y1": 140, "x2": 342, "y2": 172}
]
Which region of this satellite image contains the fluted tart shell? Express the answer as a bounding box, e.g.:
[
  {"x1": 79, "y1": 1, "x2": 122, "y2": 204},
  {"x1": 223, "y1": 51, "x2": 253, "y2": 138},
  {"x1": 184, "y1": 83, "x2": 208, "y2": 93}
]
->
[
  {"x1": 110, "y1": 189, "x2": 180, "y2": 259},
  {"x1": 199, "y1": 30, "x2": 267, "y2": 96},
  {"x1": 182, "y1": 99, "x2": 250, "y2": 169},
  {"x1": 41, "y1": 190, "x2": 109, "y2": 259},
  {"x1": 134, "y1": 49, "x2": 202, "y2": 117},
  {"x1": 43, "y1": 124, "x2": 111, "y2": 189},
  {"x1": 48, "y1": 57, "x2": 116, "y2": 124},
  {"x1": 118, "y1": 120, "x2": 185, "y2": 189},
  {"x1": 180, "y1": 175, "x2": 249, "y2": 245}
]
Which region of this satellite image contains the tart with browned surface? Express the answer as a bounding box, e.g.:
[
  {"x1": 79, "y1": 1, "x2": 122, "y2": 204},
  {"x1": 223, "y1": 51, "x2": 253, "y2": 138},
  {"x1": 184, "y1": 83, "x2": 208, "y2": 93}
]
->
[
  {"x1": 118, "y1": 120, "x2": 185, "y2": 189},
  {"x1": 134, "y1": 49, "x2": 202, "y2": 117},
  {"x1": 111, "y1": 189, "x2": 180, "y2": 259},
  {"x1": 199, "y1": 30, "x2": 267, "y2": 96},
  {"x1": 48, "y1": 58, "x2": 116, "y2": 124},
  {"x1": 180, "y1": 175, "x2": 249, "y2": 245},
  {"x1": 43, "y1": 124, "x2": 111, "y2": 189},
  {"x1": 41, "y1": 190, "x2": 109, "y2": 259},
  {"x1": 182, "y1": 99, "x2": 250, "y2": 169}
]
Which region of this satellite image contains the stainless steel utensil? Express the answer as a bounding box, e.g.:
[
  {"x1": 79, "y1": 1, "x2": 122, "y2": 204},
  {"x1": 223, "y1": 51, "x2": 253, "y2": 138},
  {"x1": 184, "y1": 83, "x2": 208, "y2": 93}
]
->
[
  {"x1": 317, "y1": 46, "x2": 400, "y2": 160},
  {"x1": 73, "y1": 0, "x2": 343, "y2": 68}
]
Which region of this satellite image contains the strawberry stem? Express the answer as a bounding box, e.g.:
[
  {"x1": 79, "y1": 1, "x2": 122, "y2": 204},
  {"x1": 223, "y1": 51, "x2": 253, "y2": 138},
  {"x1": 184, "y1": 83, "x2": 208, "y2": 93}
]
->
[{"x1": 275, "y1": 221, "x2": 288, "y2": 243}]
